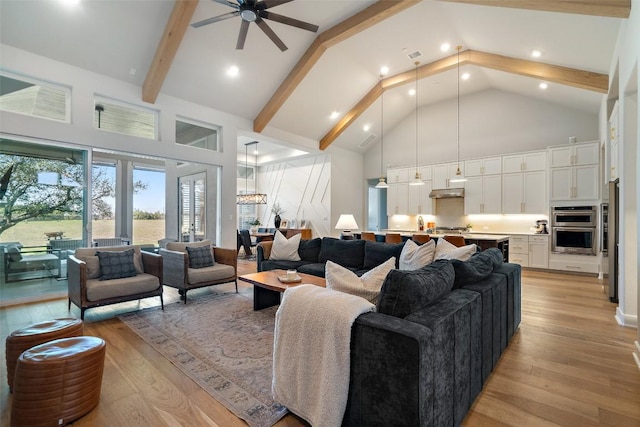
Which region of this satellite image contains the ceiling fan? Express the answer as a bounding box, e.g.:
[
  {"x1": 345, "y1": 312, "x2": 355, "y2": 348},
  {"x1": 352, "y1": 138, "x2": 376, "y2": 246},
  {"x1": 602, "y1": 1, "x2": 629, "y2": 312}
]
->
[{"x1": 191, "y1": 0, "x2": 319, "y2": 52}]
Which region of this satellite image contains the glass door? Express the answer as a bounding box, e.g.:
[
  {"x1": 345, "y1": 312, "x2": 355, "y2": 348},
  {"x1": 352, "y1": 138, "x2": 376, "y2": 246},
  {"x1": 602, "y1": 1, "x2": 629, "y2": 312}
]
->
[{"x1": 179, "y1": 173, "x2": 206, "y2": 242}]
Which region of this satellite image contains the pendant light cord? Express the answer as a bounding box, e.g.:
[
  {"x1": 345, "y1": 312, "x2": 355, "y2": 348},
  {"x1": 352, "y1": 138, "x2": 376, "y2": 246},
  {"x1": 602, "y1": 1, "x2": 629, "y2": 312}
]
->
[
  {"x1": 456, "y1": 46, "x2": 461, "y2": 170},
  {"x1": 380, "y1": 75, "x2": 384, "y2": 177},
  {"x1": 414, "y1": 61, "x2": 419, "y2": 175}
]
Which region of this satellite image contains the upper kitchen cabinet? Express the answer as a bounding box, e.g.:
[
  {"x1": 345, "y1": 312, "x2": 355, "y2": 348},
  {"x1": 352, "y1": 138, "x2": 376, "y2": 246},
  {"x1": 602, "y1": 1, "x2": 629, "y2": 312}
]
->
[
  {"x1": 465, "y1": 157, "x2": 501, "y2": 176},
  {"x1": 387, "y1": 167, "x2": 410, "y2": 184},
  {"x1": 408, "y1": 180, "x2": 433, "y2": 215},
  {"x1": 502, "y1": 170, "x2": 547, "y2": 214},
  {"x1": 502, "y1": 151, "x2": 547, "y2": 173},
  {"x1": 549, "y1": 141, "x2": 599, "y2": 168},
  {"x1": 609, "y1": 102, "x2": 619, "y2": 181},
  {"x1": 432, "y1": 162, "x2": 465, "y2": 189},
  {"x1": 464, "y1": 174, "x2": 502, "y2": 214},
  {"x1": 387, "y1": 183, "x2": 409, "y2": 215}
]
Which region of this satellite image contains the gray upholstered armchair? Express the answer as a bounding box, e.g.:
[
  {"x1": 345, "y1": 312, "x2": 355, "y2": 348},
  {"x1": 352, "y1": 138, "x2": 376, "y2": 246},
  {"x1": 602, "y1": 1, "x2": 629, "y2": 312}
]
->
[{"x1": 160, "y1": 240, "x2": 237, "y2": 303}]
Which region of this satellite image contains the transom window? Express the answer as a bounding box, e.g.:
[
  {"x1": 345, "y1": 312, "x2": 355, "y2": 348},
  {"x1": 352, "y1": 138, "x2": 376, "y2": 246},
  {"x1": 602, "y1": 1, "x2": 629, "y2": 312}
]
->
[{"x1": 0, "y1": 71, "x2": 70, "y2": 122}]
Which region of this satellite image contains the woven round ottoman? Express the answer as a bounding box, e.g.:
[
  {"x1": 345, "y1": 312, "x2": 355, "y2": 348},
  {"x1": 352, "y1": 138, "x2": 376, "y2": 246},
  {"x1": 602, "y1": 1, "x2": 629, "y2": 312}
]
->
[
  {"x1": 5, "y1": 318, "x2": 83, "y2": 392},
  {"x1": 11, "y1": 336, "x2": 106, "y2": 427}
]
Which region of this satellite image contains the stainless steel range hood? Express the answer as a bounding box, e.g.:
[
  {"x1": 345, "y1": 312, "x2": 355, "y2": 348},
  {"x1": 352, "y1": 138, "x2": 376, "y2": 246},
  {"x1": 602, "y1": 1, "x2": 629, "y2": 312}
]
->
[{"x1": 429, "y1": 188, "x2": 465, "y2": 199}]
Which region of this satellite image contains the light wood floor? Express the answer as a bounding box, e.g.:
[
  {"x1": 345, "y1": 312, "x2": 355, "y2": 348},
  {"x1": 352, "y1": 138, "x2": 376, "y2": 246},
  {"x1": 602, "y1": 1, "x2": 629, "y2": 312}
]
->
[{"x1": 1, "y1": 259, "x2": 638, "y2": 426}]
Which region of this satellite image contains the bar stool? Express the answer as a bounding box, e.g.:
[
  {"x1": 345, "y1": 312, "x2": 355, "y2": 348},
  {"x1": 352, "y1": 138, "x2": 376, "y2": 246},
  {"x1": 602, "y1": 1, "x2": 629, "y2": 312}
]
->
[
  {"x1": 443, "y1": 235, "x2": 466, "y2": 247},
  {"x1": 385, "y1": 233, "x2": 403, "y2": 244},
  {"x1": 361, "y1": 232, "x2": 376, "y2": 241},
  {"x1": 5, "y1": 318, "x2": 83, "y2": 392},
  {"x1": 412, "y1": 234, "x2": 431, "y2": 244},
  {"x1": 11, "y1": 336, "x2": 106, "y2": 427}
]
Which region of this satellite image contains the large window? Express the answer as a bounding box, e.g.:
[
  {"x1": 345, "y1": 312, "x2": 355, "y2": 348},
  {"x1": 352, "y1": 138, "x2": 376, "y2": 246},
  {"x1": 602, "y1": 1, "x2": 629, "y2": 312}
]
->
[
  {"x1": 176, "y1": 118, "x2": 220, "y2": 151},
  {"x1": 0, "y1": 72, "x2": 70, "y2": 122},
  {"x1": 91, "y1": 163, "x2": 116, "y2": 239},
  {"x1": 94, "y1": 96, "x2": 158, "y2": 140},
  {"x1": 132, "y1": 167, "x2": 165, "y2": 245}
]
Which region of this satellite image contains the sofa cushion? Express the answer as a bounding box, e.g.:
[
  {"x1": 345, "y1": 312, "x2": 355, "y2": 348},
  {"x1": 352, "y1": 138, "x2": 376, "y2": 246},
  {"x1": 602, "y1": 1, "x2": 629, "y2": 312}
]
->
[
  {"x1": 186, "y1": 245, "x2": 214, "y2": 269},
  {"x1": 297, "y1": 263, "x2": 330, "y2": 278},
  {"x1": 318, "y1": 238, "x2": 366, "y2": 269},
  {"x1": 298, "y1": 238, "x2": 322, "y2": 262},
  {"x1": 377, "y1": 259, "x2": 455, "y2": 318},
  {"x1": 97, "y1": 249, "x2": 137, "y2": 280},
  {"x1": 85, "y1": 272, "x2": 159, "y2": 301},
  {"x1": 363, "y1": 241, "x2": 404, "y2": 270},
  {"x1": 83, "y1": 256, "x2": 101, "y2": 279},
  {"x1": 326, "y1": 257, "x2": 395, "y2": 304},
  {"x1": 6, "y1": 246, "x2": 22, "y2": 262},
  {"x1": 435, "y1": 238, "x2": 477, "y2": 261},
  {"x1": 261, "y1": 260, "x2": 309, "y2": 272},
  {"x1": 270, "y1": 231, "x2": 301, "y2": 261},
  {"x1": 399, "y1": 239, "x2": 435, "y2": 270},
  {"x1": 187, "y1": 263, "x2": 235, "y2": 285},
  {"x1": 75, "y1": 245, "x2": 144, "y2": 273},
  {"x1": 451, "y1": 248, "x2": 503, "y2": 288},
  {"x1": 165, "y1": 239, "x2": 212, "y2": 254}
]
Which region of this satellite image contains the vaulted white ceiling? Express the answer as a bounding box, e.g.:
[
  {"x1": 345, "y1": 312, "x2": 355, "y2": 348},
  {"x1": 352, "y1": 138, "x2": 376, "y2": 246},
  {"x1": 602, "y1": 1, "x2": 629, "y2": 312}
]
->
[{"x1": 0, "y1": 0, "x2": 624, "y2": 159}]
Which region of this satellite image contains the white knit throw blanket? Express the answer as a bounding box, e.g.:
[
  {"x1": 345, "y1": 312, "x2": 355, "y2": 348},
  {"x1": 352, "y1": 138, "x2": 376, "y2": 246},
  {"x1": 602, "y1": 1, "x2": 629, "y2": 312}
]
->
[{"x1": 272, "y1": 284, "x2": 375, "y2": 427}]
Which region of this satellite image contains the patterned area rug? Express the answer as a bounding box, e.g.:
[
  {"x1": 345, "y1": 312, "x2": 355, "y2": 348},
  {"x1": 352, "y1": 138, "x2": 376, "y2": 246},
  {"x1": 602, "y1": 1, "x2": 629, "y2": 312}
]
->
[{"x1": 119, "y1": 290, "x2": 287, "y2": 427}]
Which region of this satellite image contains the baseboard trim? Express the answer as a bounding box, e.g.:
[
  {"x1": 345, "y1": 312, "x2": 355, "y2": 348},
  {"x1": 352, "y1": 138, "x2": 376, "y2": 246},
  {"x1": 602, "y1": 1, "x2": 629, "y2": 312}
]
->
[{"x1": 615, "y1": 307, "x2": 638, "y2": 328}]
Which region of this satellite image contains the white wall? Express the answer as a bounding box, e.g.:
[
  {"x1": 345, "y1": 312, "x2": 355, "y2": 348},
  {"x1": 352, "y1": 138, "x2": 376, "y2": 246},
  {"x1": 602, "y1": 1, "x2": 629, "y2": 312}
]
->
[
  {"x1": 0, "y1": 44, "x2": 247, "y2": 248},
  {"x1": 329, "y1": 146, "x2": 365, "y2": 238},
  {"x1": 365, "y1": 88, "x2": 600, "y2": 178}
]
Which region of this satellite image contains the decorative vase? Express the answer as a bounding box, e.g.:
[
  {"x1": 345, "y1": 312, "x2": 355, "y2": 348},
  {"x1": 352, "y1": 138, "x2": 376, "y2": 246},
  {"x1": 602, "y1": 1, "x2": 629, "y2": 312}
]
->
[{"x1": 274, "y1": 215, "x2": 281, "y2": 229}]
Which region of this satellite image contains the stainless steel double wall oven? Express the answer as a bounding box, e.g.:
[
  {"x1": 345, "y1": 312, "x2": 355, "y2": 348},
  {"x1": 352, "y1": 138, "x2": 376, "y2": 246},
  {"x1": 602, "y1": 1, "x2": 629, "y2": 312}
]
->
[{"x1": 551, "y1": 205, "x2": 597, "y2": 255}]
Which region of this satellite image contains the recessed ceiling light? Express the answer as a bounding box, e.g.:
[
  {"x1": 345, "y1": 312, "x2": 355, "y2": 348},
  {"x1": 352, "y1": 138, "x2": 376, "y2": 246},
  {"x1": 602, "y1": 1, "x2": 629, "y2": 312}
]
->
[
  {"x1": 380, "y1": 66, "x2": 389, "y2": 76},
  {"x1": 461, "y1": 72, "x2": 470, "y2": 80},
  {"x1": 531, "y1": 49, "x2": 542, "y2": 58},
  {"x1": 227, "y1": 65, "x2": 239, "y2": 77},
  {"x1": 440, "y1": 43, "x2": 450, "y2": 52},
  {"x1": 363, "y1": 124, "x2": 371, "y2": 132},
  {"x1": 330, "y1": 111, "x2": 340, "y2": 119},
  {"x1": 539, "y1": 82, "x2": 548, "y2": 90},
  {"x1": 408, "y1": 88, "x2": 416, "y2": 96}
]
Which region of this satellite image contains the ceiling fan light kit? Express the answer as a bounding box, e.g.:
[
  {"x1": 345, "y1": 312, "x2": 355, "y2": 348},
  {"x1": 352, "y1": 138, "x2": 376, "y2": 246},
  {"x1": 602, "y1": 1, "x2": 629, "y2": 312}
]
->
[{"x1": 192, "y1": 0, "x2": 319, "y2": 52}]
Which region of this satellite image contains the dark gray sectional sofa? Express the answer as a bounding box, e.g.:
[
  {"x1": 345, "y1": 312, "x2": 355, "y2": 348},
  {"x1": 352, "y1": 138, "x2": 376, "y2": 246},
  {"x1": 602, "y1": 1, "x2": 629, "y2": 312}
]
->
[{"x1": 258, "y1": 237, "x2": 521, "y2": 426}]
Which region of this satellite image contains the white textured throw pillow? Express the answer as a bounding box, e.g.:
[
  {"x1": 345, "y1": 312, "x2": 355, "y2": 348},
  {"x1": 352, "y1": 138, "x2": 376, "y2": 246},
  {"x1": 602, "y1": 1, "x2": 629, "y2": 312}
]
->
[
  {"x1": 325, "y1": 257, "x2": 395, "y2": 304},
  {"x1": 270, "y1": 230, "x2": 302, "y2": 261},
  {"x1": 399, "y1": 239, "x2": 436, "y2": 270},
  {"x1": 434, "y1": 238, "x2": 477, "y2": 261}
]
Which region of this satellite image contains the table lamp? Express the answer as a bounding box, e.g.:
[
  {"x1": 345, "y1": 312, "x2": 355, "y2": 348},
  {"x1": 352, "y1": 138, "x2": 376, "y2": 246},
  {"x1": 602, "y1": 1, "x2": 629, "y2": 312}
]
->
[{"x1": 335, "y1": 214, "x2": 359, "y2": 239}]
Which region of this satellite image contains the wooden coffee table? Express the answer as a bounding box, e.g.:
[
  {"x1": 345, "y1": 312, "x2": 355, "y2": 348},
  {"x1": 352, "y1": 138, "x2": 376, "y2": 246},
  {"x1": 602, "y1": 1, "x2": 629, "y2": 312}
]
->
[{"x1": 238, "y1": 270, "x2": 326, "y2": 310}]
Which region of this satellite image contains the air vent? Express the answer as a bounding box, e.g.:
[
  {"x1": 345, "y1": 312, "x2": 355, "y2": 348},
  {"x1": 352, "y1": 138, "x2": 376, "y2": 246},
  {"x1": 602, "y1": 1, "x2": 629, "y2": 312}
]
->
[
  {"x1": 407, "y1": 50, "x2": 423, "y2": 60},
  {"x1": 359, "y1": 134, "x2": 376, "y2": 148}
]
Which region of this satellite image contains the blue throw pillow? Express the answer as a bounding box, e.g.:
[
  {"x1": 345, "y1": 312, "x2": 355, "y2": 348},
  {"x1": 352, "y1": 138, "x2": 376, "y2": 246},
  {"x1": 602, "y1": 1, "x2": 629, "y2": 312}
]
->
[
  {"x1": 186, "y1": 245, "x2": 214, "y2": 269},
  {"x1": 363, "y1": 241, "x2": 405, "y2": 269},
  {"x1": 376, "y1": 259, "x2": 455, "y2": 318},
  {"x1": 451, "y1": 247, "x2": 503, "y2": 288},
  {"x1": 297, "y1": 237, "x2": 322, "y2": 262},
  {"x1": 97, "y1": 249, "x2": 137, "y2": 280},
  {"x1": 318, "y1": 238, "x2": 366, "y2": 269}
]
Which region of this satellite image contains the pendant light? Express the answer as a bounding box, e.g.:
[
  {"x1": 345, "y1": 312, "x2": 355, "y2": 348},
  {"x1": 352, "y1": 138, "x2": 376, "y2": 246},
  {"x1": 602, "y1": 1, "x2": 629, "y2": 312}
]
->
[
  {"x1": 409, "y1": 61, "x2": 424, "y2": 186},
  {"x1": 375, "y1": 73, "x2": 389, "y2": 189},
  {"x1": 236, "y1": 141, "x2": 267, "y2": 204},
  {"x1": 450, "y1": 46, "x2": 467, "y2": 184}
]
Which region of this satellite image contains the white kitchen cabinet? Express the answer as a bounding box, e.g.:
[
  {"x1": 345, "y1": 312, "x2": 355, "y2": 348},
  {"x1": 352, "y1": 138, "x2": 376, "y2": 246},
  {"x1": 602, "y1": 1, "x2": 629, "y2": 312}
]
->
[
  {"x1": 609, "y1": 103, "x2": 619, "y2": 180},
  {"x1": 418, "y1": 165, "x2": 432, "y2": 181},
  {"x1": 508, "y1": 235, "x2": 529, "y2": 266},
  {"x1": 408, "y1": 180, "x2": 433, "y2": 215},
  {"x1": 432, "y1": 162, "x2": 465, "y2": 189},
  {"x1": 550, "y1": 164, "x2": 598, "y2": 201},
  {"x1": 386, "y1": 183, "x2": 408, "y2": 215},
  {"x1": 549, "y1": 142, "x2": 599, "y2": 168},
  {"x1": 528, "y1": 235, "x2": 549, "y2": 269},
  {"x1": 464, "y1": 175, "x2": 501, "y2": 214},
  {"x1": 549, "y1": 254, "x2": 599, "y2": 274},
  {"x1": 502, "y1": 151, "x2": 547, "y2": 173},
  {"x1": 465, "y1": 157, "x2": 501, "y2": 176},
  {"x1": 502, "y1": 170, "x2": 546, "y2": 214},
  {"x1": 387, "y1": 168, "x2": 410, "y2": 183}
]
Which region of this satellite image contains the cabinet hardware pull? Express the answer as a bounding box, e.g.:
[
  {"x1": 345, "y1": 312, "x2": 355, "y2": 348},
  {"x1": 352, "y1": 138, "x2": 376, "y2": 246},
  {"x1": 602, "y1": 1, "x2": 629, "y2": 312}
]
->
[{"x1": 566, "y1": 265, "x2": 581, "y2": 270}]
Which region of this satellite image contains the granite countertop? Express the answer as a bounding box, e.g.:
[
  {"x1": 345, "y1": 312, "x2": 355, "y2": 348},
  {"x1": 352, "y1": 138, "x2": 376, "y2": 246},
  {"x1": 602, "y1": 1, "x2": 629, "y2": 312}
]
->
[{"x1": 363, "y1": 231, "x2": 511, "y2": 242}]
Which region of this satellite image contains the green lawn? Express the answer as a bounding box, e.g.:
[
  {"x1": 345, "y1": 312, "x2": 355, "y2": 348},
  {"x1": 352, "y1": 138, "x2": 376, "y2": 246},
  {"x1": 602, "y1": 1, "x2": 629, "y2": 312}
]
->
[{"x1": 0, "y1": 220, "x2": 166, "y2": 247}]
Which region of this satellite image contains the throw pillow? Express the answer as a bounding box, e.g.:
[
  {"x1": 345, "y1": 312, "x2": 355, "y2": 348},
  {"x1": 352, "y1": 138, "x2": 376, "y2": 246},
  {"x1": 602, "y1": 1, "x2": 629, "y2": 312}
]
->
[
  {"x1": 451, "y1": 247, "x2": 504, "y2": 288},
  {"x1": 270, "y1": 231, "x2": 302, "y2": 261},
  {"x1": 434, "y1": 238, "x2": 477, "y2": 261},
  {"x1": 134, "y1": 252, "x2": 144, "y2": 274},
  {"x1": 97, "y1": 249, "x2": 137, "y2": 281},
  {"x1": 318, "y1": 238, "x2": 366, "y2": 269},
  {"x1": 186, "y1": 245, "x2": 214, "y2": 269},
  {"x1": 79, "y1": 256, "x2": 101, "y2": 279},
  {"x1": 377, "y1": 259, "x2": 455, "y2": 318},
  {"x1": 297, "y1": 237, "x2": 322, "y2": 262},
  {"x1": 399, "y1": 239, "x2": 436, "y2": 270},
  {"x1": 326, "y1": 257, "x2": 395, "y2": 304},
  {"x1": 363, "y1": 241, "x2": 405, "y2": 270}
]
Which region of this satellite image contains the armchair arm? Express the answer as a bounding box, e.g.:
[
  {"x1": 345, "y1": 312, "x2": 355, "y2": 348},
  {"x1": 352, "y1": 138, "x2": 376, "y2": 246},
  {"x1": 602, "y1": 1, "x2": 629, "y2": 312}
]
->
[
  {"x1": 159, "y1": 249, "x2": 188, "y2": 287},
  {"x1": 213, "y1": 246, "x2": 237, "y2": 273},
  {"x1": 141, "y1": 251, "x2": 163, "y2": 285},
  {"x1": 67, "y1": 255, "x2": 87, "y2": 307},
  {"x1": 256, "y1": 241, "x2": 273, "y2": 272}
]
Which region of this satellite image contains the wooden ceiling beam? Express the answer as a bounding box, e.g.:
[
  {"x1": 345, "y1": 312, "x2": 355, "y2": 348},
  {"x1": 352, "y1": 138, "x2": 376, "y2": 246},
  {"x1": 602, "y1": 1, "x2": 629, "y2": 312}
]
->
[
  {"x1": 319, "y1": 50, "x2": 608, "y2": 150},
  {"x1": 435, "y1": 0, "x2": 630, "y2": 18},
  {"x1": 253, "y1": 0, "x2": 420, "y2": 133},
  {"x1": 142, "y1": 0, "x2": 199, "y2": 104}
]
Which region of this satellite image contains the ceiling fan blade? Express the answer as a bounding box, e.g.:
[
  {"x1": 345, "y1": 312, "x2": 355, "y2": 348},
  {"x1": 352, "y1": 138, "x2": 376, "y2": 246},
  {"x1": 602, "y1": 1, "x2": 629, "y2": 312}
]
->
[
  {"x1": 191, "y1": 11, "x2": 240, "y2": 28},
  {"x1": 261, "y1": 0, "x2": 294, "y2": 10},
  {"x1": 236, "y1": 19, "x2": 250, "y2": 49},
  {"x1": 261, "y1": 11, "x2": 319, "y2": 32},
  {"x1": 255, "y1": 17, "x2": 287, "y2": 51},
  {"x1": 210, "y1": 0, "x2": 242, "y2": 9}
]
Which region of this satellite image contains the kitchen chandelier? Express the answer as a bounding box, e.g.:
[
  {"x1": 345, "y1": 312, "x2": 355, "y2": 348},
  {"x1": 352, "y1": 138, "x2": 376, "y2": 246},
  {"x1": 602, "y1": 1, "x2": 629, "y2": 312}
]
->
[{"x1": 236, "y1": 141, "x2": 267, "y2": 204}]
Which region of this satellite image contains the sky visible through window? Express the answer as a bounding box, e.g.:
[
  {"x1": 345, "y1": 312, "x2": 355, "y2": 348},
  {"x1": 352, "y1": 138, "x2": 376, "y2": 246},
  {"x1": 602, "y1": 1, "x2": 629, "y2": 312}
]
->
[{"x1": 93, "y1": 165, "x2": 165, "y2": 214}]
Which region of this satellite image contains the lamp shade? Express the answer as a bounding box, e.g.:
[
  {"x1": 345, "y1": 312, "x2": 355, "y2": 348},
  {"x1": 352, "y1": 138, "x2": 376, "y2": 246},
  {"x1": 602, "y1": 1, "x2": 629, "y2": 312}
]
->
[{"x1": 335, "y1": 214, "x2": 359, "y2": 231}]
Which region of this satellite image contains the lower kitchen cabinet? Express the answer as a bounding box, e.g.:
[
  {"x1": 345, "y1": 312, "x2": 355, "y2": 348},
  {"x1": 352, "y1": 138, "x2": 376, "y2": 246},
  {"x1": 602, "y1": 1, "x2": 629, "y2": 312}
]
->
[
  {"x1": 548, "y1": 254, "x2": 600, "y2": 274},
  {"x1": 508, "y1": 235, "x2": 549, "y2": 269}
]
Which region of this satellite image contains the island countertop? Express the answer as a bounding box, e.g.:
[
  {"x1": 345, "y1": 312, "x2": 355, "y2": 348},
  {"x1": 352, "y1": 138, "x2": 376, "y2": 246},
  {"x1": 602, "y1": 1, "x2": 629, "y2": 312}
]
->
[{"x1": 366, "y1": 231, "x2": 510, "y2": 242}]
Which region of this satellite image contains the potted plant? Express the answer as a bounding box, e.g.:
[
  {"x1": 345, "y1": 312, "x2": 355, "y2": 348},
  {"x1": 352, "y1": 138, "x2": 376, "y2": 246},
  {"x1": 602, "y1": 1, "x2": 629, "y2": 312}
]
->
[
  {"x1": 466, "y1": 223, "x2": 473, "y2": 233},
  {"x1": 271, "y1": 203, "x2": 285, "y2": 228},
  {"x1": 249, "y1": 219, "x2": 261, "y2": 233}
]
